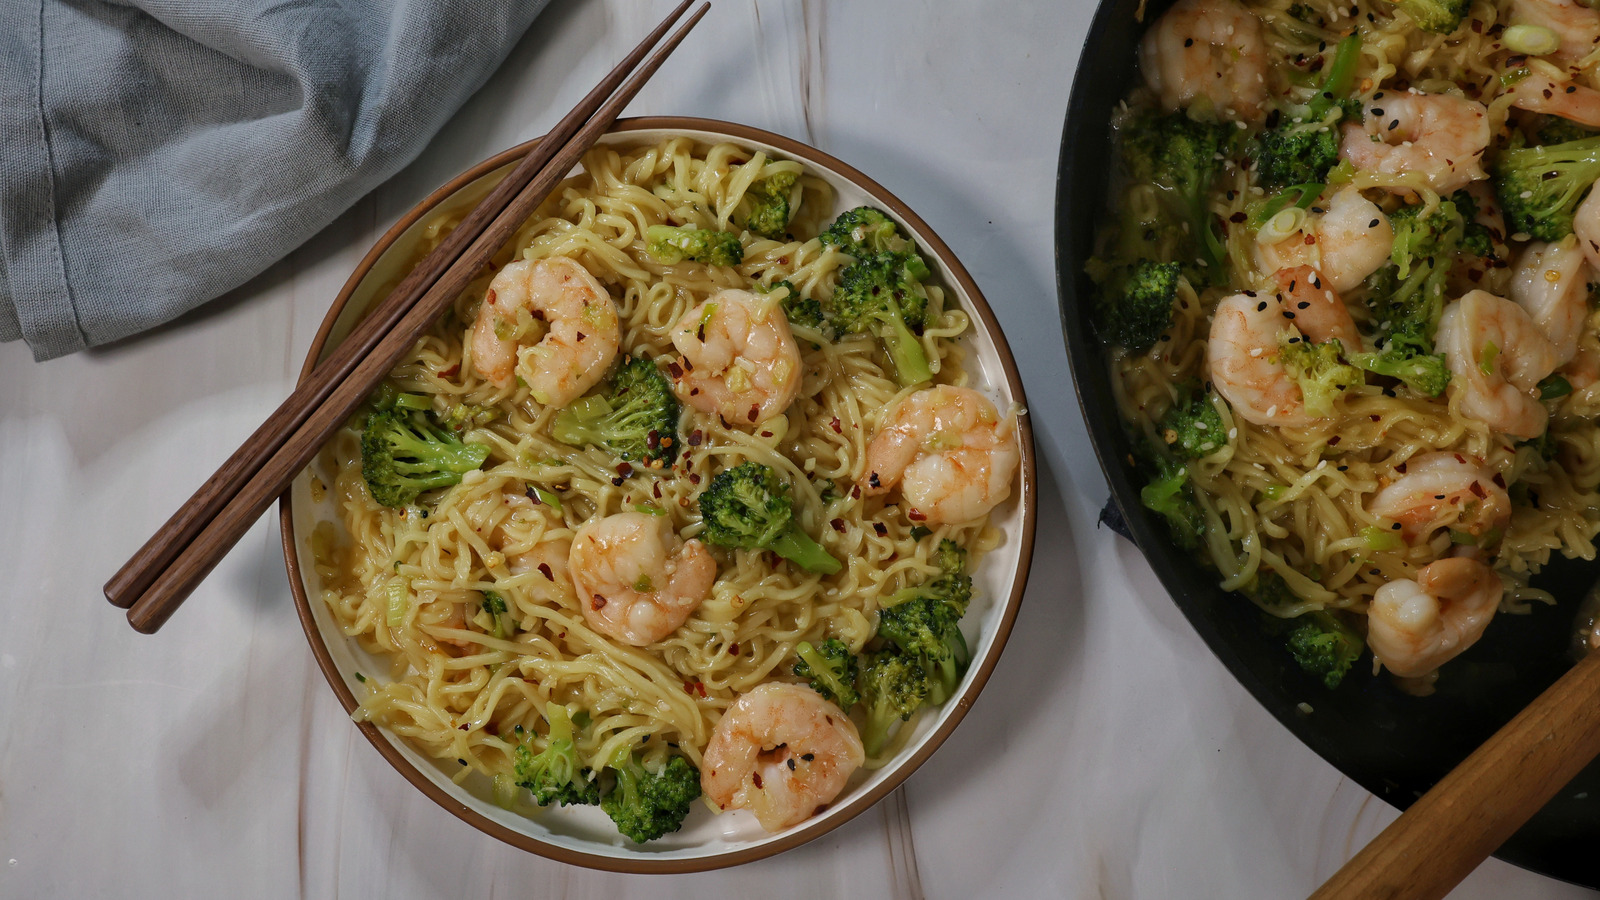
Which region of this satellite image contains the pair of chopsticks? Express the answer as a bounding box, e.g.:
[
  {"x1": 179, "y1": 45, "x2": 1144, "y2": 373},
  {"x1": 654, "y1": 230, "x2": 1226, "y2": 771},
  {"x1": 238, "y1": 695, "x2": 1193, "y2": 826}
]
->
[{"x1": 104, "y1": 0, "x2": 711, "y2": 634}]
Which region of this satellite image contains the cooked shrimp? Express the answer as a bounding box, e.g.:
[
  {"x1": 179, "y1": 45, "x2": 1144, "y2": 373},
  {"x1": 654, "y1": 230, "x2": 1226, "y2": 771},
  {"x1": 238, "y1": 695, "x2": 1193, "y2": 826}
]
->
[
  {"x1": 1511, "y1": 0, "x2": 1600, "y2": 65},
  {"x1": 1208, "y1": 290, "x2": 1346, "y2": 427},
  {"x1": 700, "y1": 683, "x2": 865, "y2": 832},
  {"x1": 860, "y1": 385, "x2": 1020, "y2": 525},
  {"x1": 1573, "y1": 185, "x2": 1600, "y2": 272},
  {"x1": 1138, "y1": 0, "x2": 1269, "y2": 123},
  {"x1": 1367, "y1": 451, "x2": 1511, "y2": 544},
  {"x1": 1509, "y1": 236, "x2": 1592, "y2": 364},
  {"x1": 1507, "y1": 70, "x2": 1600, "y2": 129},
  {"x1": 669, "y1": 289, "x2": 803, "y2": 427},
  {"x1": 568, "y1": 512, "x2": 716, "y2": 646},
  {"x1": 1339, "y1": 91, "x2": 1491, "y2": 194},
  {"x1": 1272, "y1": 266, "x2": 1359, "y2": 349},
  {"x1": 470, "y1": 257, "x2": 621, "y2": 406},
  {"x1": 1253, "y1": 188, "x2": 1395, "y2": 293},
  {"x1": 1368, "y1": 557, "x2": 1503, "y2": 678},
  {"x1": 1435, "y1": 290, "x2": 1562, "y2": 438}
]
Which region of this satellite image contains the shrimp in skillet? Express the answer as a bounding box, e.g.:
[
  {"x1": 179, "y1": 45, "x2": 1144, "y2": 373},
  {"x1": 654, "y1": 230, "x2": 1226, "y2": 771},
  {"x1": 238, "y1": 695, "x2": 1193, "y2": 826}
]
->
[
  {"x1": 669, "y1": 288, "x2": 803, "y2": 427},
  {"x1": 1435, "y1": 290, "x2": 1561, "y2": 438},
  {"x1": 1207, "y1": 274, "x2": 1358, "y2": 427},
  {"x1": 568, "y1": 512, "x2": 716, "y2": 647},
  {"x1": 701, "y1": 683, "x2": 865, "y2": 832},
  {"x1": 1139, "y1": 0, "x2": 1269, "y2": 123},
  {"x1": 471, "y1": 257, "x2": 621, "y2": 406},
  {"x1": 1367, "y1": 452, "x2": 1512, "y2": 545},
  {"x1": 1253, "y1": 188, "x2": 1395, "y2": 294},
  {"x1": 1340, "y1": 91, "x2": 1491, "y2": 194},
  {"x1": 1368, "y1": 557, "x2": 1503, "y2": 678},
  {"x1": 860, "y1": 385, "x2": 1020, "y2": 525},
  {"x1": 1509, "y1": 236, "x2": 1592, "y2": 364}
]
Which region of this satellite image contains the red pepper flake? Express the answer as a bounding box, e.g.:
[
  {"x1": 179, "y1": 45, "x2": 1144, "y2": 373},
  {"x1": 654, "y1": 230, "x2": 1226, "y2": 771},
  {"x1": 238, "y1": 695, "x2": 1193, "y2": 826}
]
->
[
  {"x1": 850, "y1": 485, "x2": 861, "y2": 499},
  {"x1": 868, "y1": 472, "x2": 881, "y2": 489},
  {"x1": 1327, "y1": 435, "x2": 1341, "y2": 446},
  {"x1": 747, "y1": 404, "x2": 760, "y2": 422},
  {"x1": 752, "y1": 772, "x2": 763, "y2": 789},
  {"x1": 646, "y1": 430, "x2": 661, "y2": 449},
  {"x1": 830, "y1": 518, "x2": 847, "y2": 532},
  {"x1": 1229, "y1": 211, "x2": 1248, "y2": 224},
  {"x1": 908, "y1": 509, "x2": 927, "y2": 521},
  {"x1": 458, "y1": 724, "x2": 470, "y2": 731},
  {"x1": 653, "y1": 482, "x2": 663, "y2": 499},
  {"x1": 689, "y1": 430, "x2": 703, "y2": 446},
  {"x1": 538, "y1": 563, "x2": 554, "y2": 580},
  {"x1": 760, "y1": 431, "x2": 773, "y2": 438},
  {"x1": 592, "y1": 594, "x2": 608, "y2": 610},
  {"x1": 611, "y1": 476, "x2": 625, "y2": 486},
  {"x1": 486, "y1": 288, "x2": 497, "y2": 305},
  {"x1": 617, "y1": 462, "x2": 634, "y2": 478},
  {"x1": 829, "y1": 417, "x2": 842, "y2": 434},
  {"x1": 873, "y1": 522, "x2": 888, "y2": 536},
  {"x1": 1492, "y1": 472, "x2": 1507, "y2": 489},
  {"x1": 1395, "y1": 461, "x2": 1407, "y2": 474},
  {"x1": 438, "y1": 362, "x2": 460, "y2": 378},
  {"x1": 1469, "y1": 481, "x2": 1487, "y2": 498},
  {"x1": 575, "y1": 331, "x2": 586, "y2": 342},
  {"x1": 668, "y1": 361, "x2": 684, "y2": 379},
  {"x1": 729, "y1": 642, "x2": 740, "y2": 656}
]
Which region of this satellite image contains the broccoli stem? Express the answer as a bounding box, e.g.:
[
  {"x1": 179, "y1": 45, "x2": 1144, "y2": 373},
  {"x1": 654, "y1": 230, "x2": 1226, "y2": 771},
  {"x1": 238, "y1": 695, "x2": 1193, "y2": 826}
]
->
[
  {"x1": 878, "y1": 314, "x2": 933, "y2": 386},
  {"x1": 770, "y1": 523, "x2": 843, "y2": 574}
]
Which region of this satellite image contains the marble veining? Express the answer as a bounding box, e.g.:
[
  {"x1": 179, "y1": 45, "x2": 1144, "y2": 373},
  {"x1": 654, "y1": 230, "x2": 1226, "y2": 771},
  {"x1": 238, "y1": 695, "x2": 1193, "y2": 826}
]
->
[{"x1": 1, "y1": 0, "x2": 1597, "y2": 897}]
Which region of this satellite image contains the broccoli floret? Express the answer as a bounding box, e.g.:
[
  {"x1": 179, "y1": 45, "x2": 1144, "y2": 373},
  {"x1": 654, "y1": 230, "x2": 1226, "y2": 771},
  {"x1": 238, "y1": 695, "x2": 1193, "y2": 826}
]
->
[
  {"x1": 1254, "y1": 35, "x2": 1363, "y2": 189},
  {"x1": 1243, "y1": 571, "x2": 1300, "y2": 610},
  {"x1": 513, "y1": 702, "x2": 600, "y2": 807},
  {"x1": 1493, "y1": 135, "x2": 1600, "y2": 242},
  {"x1": 1288, "y1": 3, "x2": 1325, "y2": 26},
  {"x1": 697, "y1": 462, "x2": 842, "y2": 574},
  {"x1": 1393, "y1": 0, "x2": 1469, "y2": 33},
  {"x1": 1448, "y1": 189, "x2": 1497, "y2": 260},
  {"x1": 1537, "y1": 116, "x2": 1599, "y2": 147},
  {"x1": 1095, "y1": 259, "x2": 1181, "y2": 353},
  {"x1": 1347, "y1": 199, "x2": 1466, "y2": 396},
  {"x1": 1159, "y1": 387, "x2": 1227, "y2": 458},
  {"x1": 551, "y1": 356, "x2": 681, "y2": 467},
  {"x1": 360, "y1": 402, "x2": 490, "y2": 508},
  {"x1": 763, "y1": 279, "x2": 830, "y2": 335},
  {"x1": 877, "y1": 540, "x2": 972, "y2": 705},
  {"x1": 1139, "y1": 452, "x2": 1205, "y2": 551},
  {"x1": 858, "y1": 650, "x2": 930, "y2": 757},
  {"x1": 481, "y1": 590, "x2": 515, "y2": 640},
  {"x1": 1119, "y1": 112, "x2": 1234, "y2": 281},
  {"x1": 744, "y1": 171, "x2": 798, "y2": 238},
  {"x1": 793, "y1": 639, "x2": 861, "y2": 709},
  {"x1": 600, "y1": 746, "x2": 701, "y2": 843},
  {"x1": 1278, "y1": 336, "x2": 1362, "y2": 418},
  {"x1": 1286, "y1": 610, "x2": 1365, "y2": 688},
  {"x1": 820, "y1": 206, "x2": 915, "y2": 257},
  {"x1": 645, "y1": 224, "x2": 744, "y2": 266},
  {"x1": 830, "y1": 251, "x2": 934, "y2": 385}
]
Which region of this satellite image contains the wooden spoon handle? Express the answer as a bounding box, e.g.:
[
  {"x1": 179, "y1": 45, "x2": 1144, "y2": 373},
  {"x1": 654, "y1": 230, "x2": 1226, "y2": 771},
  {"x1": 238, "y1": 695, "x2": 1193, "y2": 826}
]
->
[{"x1": 1309, "y1": 649, "x2": 1600, "y2": 900}]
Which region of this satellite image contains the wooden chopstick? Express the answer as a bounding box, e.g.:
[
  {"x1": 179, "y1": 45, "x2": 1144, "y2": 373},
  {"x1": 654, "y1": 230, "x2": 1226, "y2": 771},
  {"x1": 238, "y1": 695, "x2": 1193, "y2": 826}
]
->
[
  {"x1": 1308, "y1": 648, "x2": 1600, "y2": 900},
  {"x1": 101, "y1": 0, "x2": 700, "y2": 611},
  {"x1": 120, "y1": 3, "x2": 711, "y2": 633}
]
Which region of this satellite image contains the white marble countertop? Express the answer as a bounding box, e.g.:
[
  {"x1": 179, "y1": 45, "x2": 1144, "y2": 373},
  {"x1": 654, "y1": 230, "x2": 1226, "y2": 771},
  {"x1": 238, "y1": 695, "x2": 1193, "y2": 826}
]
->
[{"x1": 1, "y1": 0, "x2": 1594, "y2": 896}]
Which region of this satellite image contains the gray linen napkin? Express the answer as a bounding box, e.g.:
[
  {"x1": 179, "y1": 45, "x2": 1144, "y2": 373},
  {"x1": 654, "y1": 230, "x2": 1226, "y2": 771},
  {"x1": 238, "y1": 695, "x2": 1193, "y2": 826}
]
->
[{"x1": 0, "y1": 0, "x2": 550, "y2": 361}]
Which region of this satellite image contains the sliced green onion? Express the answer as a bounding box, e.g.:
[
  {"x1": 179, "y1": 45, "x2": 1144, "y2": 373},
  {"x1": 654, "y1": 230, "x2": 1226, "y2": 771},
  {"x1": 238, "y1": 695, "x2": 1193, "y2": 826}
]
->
[
  {"x1": 1504, "y1": 24, "x2": 1560, "y2": 56},
  {"x1": 1478, "y1": 341, "x2": 1500, "y2": 376},
  {"x1": 1539, "y1": 374, "x2": 1573, "y2": 400},
  {"x1": 1500, "y1": 66, "x2": 1532, "y2": 88},
  {"x1": 566, "y1": 394, "x2": 612, "y2": 422},
  {"x1": 527, "y1": 485, "x2": 562, "y2": 510},
  {"x1": 386, "y1": 579, "x2": 409, "y2": 627},
  {"x1": 1360, "y1": 525, "x2": 1403, "y2": 551},
  {"x1": 631, "y1": 502, "x2": 667, "y2": 516},
  {"x1": 1251, "y1": 183, "x2": 1325, "y2": 227},
  {"x1": 1262, "y1": 484, "x2": 1287, "y2": 501}
]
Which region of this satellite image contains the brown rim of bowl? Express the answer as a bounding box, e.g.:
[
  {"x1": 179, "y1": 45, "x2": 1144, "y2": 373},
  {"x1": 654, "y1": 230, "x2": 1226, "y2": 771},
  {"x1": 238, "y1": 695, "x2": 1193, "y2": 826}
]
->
[{"x1": 278, "y1": 116, "x2": 1038, "y2": 873}]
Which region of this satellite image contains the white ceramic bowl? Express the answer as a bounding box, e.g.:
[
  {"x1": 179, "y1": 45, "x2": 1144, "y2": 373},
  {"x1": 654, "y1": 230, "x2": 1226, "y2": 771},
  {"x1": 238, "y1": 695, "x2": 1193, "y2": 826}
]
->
[{"x1": 281, "y1": 118, "x2": 1037, "y2": 872}]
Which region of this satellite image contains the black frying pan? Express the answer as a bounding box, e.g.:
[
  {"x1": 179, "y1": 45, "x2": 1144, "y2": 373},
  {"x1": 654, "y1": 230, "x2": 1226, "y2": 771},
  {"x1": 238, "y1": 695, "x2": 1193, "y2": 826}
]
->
[{"x1": 1054, "y1": 0, "x2": 1600, "y2": 885}]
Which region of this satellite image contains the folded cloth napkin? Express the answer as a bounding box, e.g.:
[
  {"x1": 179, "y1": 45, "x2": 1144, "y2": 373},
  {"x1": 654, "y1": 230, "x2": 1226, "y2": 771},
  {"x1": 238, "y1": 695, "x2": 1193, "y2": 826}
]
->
[{"x1": 0, "y1": 0, "x2": 549, "y2": 361}]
